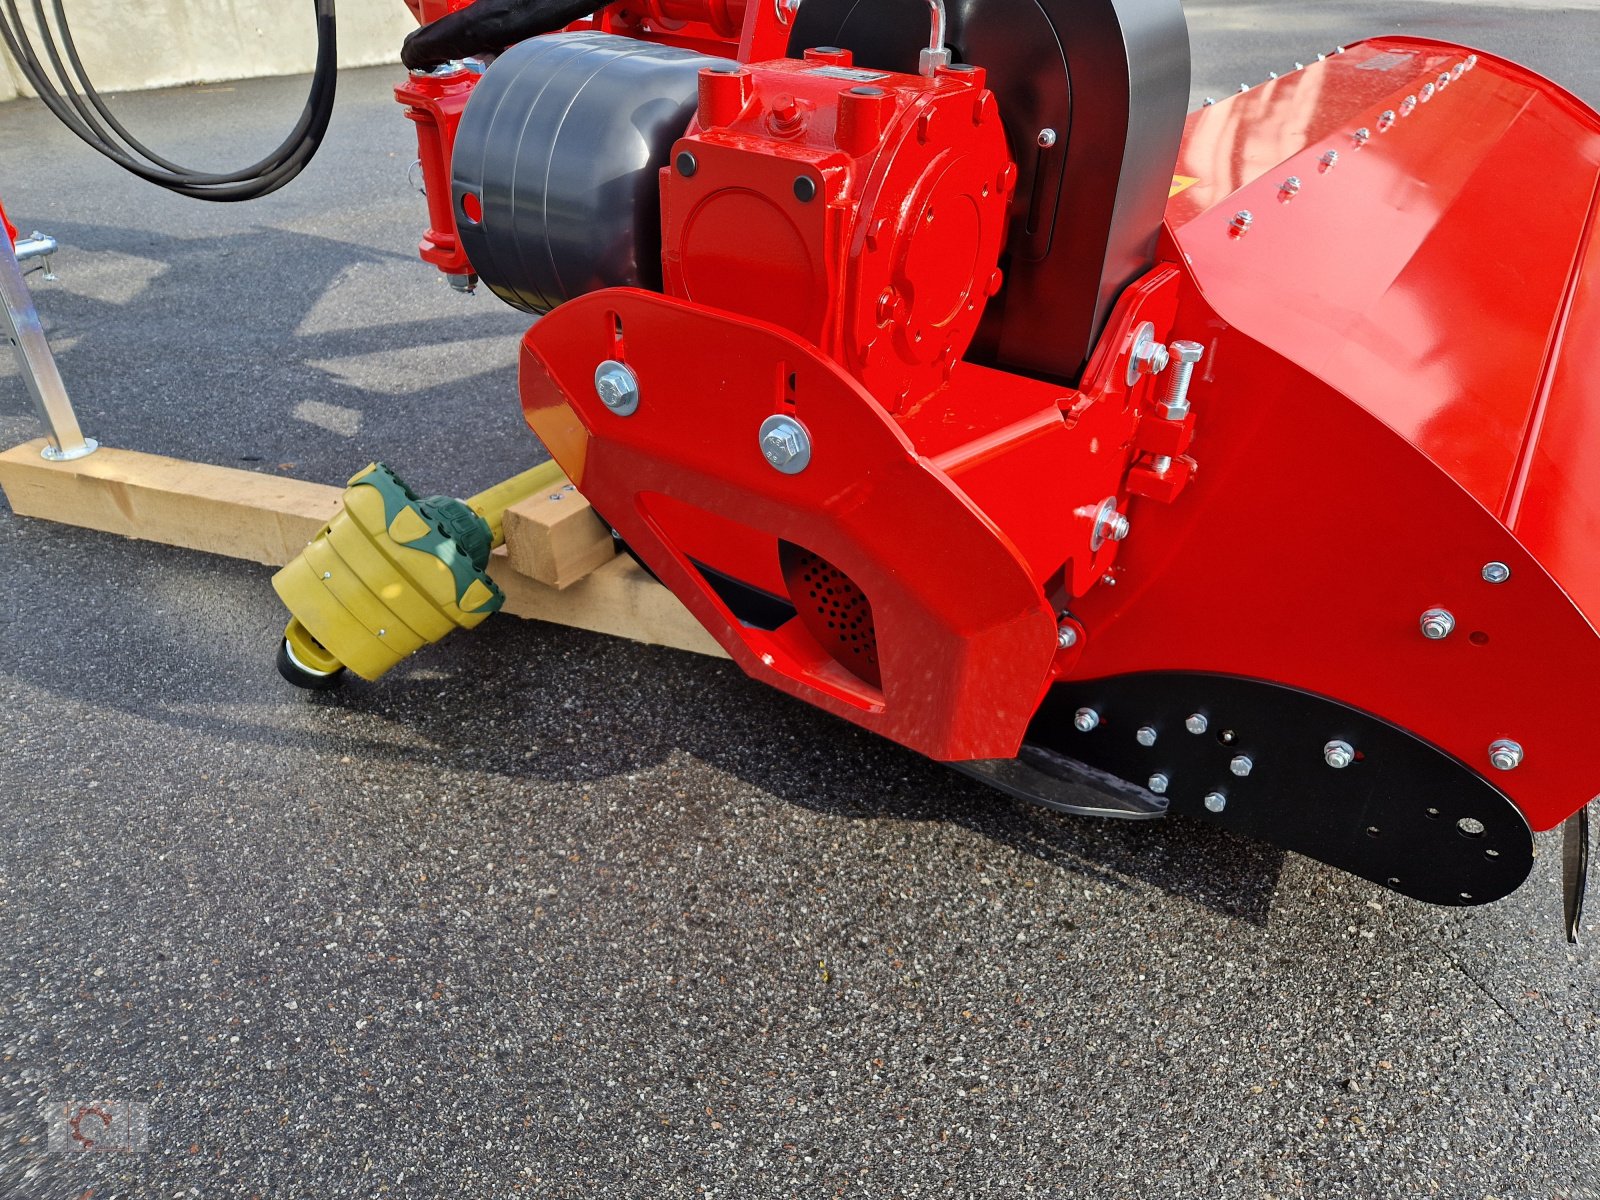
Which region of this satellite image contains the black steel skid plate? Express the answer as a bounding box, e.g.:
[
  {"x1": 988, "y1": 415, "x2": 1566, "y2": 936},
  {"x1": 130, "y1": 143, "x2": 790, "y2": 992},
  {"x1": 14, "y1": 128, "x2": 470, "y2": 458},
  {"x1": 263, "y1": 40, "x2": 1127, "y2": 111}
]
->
[{"x1": 1024, "y1": 673, "x2": 1534, "y2": 906}]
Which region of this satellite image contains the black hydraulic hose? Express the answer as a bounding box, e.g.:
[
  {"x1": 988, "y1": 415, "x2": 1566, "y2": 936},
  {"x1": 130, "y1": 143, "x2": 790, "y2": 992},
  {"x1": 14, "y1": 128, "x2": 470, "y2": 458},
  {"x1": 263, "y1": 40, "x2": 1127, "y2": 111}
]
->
[
  {"x1": 401, "y1": 0, "x2": 603, "y2": 71},
  {"x1": 0, "y1": 0, "x2": 338, "y2": 201}
]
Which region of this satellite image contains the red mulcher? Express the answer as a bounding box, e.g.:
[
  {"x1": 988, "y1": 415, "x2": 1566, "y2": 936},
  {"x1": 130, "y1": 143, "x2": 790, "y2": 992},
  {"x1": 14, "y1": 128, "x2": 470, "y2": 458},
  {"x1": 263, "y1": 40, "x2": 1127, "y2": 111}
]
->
[{"x1": 397, "y1": 0, "x2": 1600, "y2": 922}]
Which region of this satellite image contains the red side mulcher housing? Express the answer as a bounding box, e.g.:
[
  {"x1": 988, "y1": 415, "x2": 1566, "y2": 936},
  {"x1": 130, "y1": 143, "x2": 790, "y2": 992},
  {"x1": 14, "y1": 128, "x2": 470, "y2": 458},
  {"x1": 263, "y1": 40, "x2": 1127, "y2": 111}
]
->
[{"x1": 399, "y1": 0, "x2": 1600, "y2": 910}]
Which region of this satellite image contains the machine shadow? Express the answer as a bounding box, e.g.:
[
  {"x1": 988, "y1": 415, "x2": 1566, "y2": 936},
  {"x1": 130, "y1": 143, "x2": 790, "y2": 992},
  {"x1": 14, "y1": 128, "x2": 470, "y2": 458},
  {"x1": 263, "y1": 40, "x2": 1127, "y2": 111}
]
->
[
  {"x1": 0, "y1": 499, "x2": 1291, "y2": 927},
  {"x1": 306, "y1": 612, "x2": 1292, "y2": 927}
]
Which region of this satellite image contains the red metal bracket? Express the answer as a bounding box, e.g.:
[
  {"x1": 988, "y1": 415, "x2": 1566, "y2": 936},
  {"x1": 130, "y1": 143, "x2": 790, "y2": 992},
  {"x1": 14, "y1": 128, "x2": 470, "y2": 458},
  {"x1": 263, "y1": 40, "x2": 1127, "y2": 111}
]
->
[{"x1": 520, "y1": 288, "x2": 1059, "y2": 761}]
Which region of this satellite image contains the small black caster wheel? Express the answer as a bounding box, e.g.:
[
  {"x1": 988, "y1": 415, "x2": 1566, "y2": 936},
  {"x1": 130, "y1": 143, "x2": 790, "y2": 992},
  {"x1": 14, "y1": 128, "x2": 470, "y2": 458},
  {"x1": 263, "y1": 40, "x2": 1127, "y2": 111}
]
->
[{"x1": 276, "y1": 627, "x2": 346, "y2": 691}]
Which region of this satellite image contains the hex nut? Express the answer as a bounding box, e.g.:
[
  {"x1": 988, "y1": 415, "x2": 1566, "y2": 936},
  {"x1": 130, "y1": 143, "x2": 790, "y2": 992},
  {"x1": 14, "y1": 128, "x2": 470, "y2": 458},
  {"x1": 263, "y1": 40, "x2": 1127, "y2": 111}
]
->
[
  {"x1": 594, "y1": 360, "x2": 639, "y2": 416},
  {"x1": 1488, "y1": 739, "x2": 1523, "y2": 771},
  {"x1": 758, "y1": 415, "x2": 812, "y2": 473},
  {"x1": 1420, "y1": 608, "x2": 1456, "y2": 640}
]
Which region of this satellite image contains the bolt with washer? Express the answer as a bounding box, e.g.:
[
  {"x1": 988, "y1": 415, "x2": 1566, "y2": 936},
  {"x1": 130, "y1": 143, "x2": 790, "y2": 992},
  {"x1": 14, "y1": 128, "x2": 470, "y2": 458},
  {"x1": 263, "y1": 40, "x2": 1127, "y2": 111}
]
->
[
  {"x1": 594, "y1": 360, "x2": 639, "y2": 416},
  {"x1": 1126, "y1": 322, "x2": 1170, "y2": 387},
  {"x1": 758, "y1": 415, "x2": 812, "y2": 473},
  {"x1": 1090, "y1": 497, "x2": 1131, "y2": 550},
  {"x1": 1324, "y1": 740, "x2": 1355, "y2": 769},
  {"x1": 1420, "y1": 608, "x2": 1455, "y2": 639},
  {"x1": 1056, "y1": 625, "x2": 1079, "y2": 650},
  {"x1": 1482, "y1": 562, "x2": 1511, "y2": 584},
  {"x1": 1488, "y1": 739, "x2": 1523, "y2": 771},
  {"x1": 1073, "y1": 707, "x2": 1100, "y2": 732}
]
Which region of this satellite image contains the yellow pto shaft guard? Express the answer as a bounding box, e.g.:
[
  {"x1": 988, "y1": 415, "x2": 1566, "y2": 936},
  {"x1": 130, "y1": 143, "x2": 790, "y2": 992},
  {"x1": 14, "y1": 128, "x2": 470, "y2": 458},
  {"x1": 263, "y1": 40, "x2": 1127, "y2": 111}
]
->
[{"x1": 272, "y1": 460, "x2": 562, "y2": 687}]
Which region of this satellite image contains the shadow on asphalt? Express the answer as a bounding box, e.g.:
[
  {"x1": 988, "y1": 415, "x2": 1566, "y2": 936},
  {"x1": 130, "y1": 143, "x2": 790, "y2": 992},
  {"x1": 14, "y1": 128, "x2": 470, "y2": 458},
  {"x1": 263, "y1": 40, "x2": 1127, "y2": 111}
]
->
[
  {"x1": 5, "y1": 538, "x2": 1289, "y2": 927},
  {"x1": 9, "y1": 218, "x2": 534, "y2": 491}
]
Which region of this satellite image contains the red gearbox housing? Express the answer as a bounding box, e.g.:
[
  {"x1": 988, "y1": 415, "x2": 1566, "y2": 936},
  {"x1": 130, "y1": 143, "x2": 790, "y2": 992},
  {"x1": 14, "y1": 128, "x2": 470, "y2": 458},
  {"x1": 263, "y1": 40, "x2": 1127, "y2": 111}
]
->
[{"x1": 662, "y1": 47, "x2": 1013, "y2": 412}]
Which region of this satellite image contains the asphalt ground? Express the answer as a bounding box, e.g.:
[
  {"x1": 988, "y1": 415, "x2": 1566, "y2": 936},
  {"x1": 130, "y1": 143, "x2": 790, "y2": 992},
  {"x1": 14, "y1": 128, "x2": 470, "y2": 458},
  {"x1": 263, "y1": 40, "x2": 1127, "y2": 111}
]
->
[{"x1": 3, "y1": 3, "x2": 1600, "y2": 1196}]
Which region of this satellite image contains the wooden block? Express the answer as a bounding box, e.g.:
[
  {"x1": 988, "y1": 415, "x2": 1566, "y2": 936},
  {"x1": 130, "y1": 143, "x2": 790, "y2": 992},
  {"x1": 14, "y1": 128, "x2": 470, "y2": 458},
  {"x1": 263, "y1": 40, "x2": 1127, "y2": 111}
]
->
[
  {"x1": 501, "y1": 477, "x2": 617, "y2": 588},
  {"x1": 490, "y1": 549, "x2": 727, "y2": 659},
  {"x1": 0, "y1": 438, "x2": 341, "y2": 565}
]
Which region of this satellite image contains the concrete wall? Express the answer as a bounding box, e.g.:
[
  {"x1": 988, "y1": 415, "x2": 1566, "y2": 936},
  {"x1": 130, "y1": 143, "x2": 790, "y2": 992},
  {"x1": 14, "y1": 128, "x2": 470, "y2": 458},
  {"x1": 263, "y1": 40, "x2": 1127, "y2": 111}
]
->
[{"x1": 0, "y1": 1, "x2": 415, "y2": 102}]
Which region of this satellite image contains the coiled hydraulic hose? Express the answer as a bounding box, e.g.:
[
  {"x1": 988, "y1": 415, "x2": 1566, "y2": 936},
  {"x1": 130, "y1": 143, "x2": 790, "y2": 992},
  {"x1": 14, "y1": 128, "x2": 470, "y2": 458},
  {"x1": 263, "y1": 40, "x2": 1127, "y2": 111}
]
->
[{"x1": 0, "y1": 0, "x2": 337, "y2": 201}]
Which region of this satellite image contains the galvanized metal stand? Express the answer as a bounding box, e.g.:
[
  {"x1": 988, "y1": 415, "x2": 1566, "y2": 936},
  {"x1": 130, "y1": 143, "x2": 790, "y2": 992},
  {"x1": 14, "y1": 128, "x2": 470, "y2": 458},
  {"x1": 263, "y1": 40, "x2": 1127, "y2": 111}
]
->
[{"x1": 1, "y1": 230, "x2": 97, "y2": 461}]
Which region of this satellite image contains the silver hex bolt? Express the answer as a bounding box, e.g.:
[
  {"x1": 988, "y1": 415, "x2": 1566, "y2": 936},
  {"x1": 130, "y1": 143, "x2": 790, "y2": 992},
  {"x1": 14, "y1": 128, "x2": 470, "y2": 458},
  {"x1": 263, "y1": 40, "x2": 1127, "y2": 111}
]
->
[
  {"x1": 1127, "y1": 322, "x2": 1170, "y2": 386},
  {"x1": 1073, "y1": 707, "x2": 1100, "y2": 733},
  {"x1": 1230, "y1": 756, "x2": 1254, "y2": 777},
  {"x1": 1036, "y1": 128, "x2": 1057, "y2": 148},
  {"x1": 1090, "y1": 497, "x2": 1130, "y2": 551},
  {"x1": 1148, "y1": 773, "x2": 1170, "y2": 795},
  {"x1": 1482, "y1": 562, "x2": 1511, "y2": 584},
  {"x1": 1136, "y1": 726, "x2": 1158, "y2": 747},
  {"x1": 594, "y1": 360, "x2": 640, "y2": 416},
  {"x1": 1056, "y1": 625, "x2": 1079, "y2": 650},
  {"x1": 1230, "y1": 210, "x2": 1254, "y2": 235},
  {"x1": 1488, "y1": 739, "x2": 1524, "y2": 771},
  {"x1": 1204, "y1": 791, "x2": 1228, "y2": 813},
  {"x1": 1159, "y1": 340, "x2": 1205, "y2": 420},
  {"x1": 758, "y1": 414, "x2": 812, "y2": 473},
  {"x1": 1185, "y1": 713, "x2": 1209, "y2": 735},
  {"x1": 1420, "y1": 608, "x2": 1456, "y2": 640},
  {"x1": 1324, "y1": 740, "x2": 1355, "y2": 769}
]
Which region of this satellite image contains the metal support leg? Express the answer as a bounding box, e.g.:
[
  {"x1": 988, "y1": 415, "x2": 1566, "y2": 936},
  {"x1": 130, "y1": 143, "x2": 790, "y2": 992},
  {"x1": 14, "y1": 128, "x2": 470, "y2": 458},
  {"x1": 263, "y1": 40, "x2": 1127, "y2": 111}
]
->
[
  {"x1": 14, "y1": 232, "x2": 59, "y2": 280},
  {"x1": 1, "y1": 231, "x2": 96, "y2": 461}
]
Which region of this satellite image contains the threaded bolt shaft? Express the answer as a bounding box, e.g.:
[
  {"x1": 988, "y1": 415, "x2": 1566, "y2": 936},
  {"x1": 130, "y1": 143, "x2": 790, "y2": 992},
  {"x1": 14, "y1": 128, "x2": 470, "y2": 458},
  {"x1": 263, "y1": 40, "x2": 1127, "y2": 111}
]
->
[{"x1": 1160, "y1": 341, "x2": 1205, "y2": 419}]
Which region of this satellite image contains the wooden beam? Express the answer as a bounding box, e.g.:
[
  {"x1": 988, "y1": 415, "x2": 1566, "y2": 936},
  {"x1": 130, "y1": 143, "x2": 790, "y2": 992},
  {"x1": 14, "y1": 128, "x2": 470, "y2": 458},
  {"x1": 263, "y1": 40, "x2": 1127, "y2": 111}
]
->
[
  {"x1": 0, "y1": 437, "x2": 339, "y2": 565},
  {"x1": 0, "y1": 438, "x2": 725, "y2": 658},
  {"x1": 490, "y1": 551, "x2": 725, "y2": 657}
]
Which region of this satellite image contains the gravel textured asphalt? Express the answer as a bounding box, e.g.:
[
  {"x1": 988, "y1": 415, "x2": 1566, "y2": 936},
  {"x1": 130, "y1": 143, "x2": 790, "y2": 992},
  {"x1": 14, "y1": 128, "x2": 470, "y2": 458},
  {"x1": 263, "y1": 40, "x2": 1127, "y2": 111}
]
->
[{"x1": 4, "y1": 3, "x2": 1600, "y2": 1197}]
